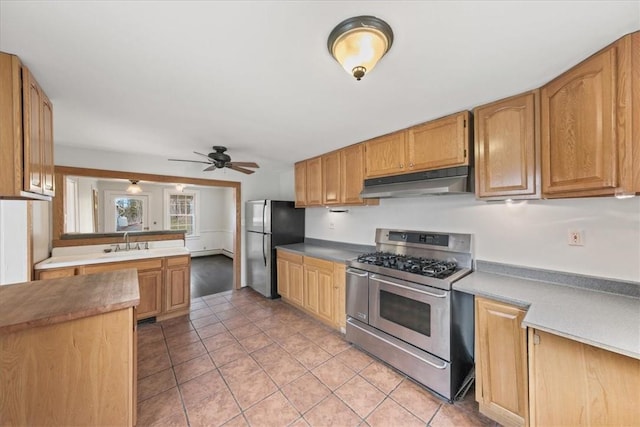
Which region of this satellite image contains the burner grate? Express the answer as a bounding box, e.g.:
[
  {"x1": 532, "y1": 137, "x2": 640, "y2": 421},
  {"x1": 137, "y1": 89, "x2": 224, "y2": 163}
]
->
[{"x1": 356, "y1": 252, "x2": 458, "y2": 279}]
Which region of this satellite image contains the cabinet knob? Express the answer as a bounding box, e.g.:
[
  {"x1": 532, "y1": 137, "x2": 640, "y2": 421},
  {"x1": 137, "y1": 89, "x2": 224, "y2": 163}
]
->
[
  {"x1": 409, "y1": 163, "x2": 414, "y2": 167},
  {"x1": 399, "y1": 163, "x2": 404, "y2": 168}
]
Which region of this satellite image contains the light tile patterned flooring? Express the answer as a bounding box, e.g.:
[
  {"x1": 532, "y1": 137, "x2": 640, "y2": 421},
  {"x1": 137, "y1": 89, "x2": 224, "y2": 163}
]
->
[{"x1": 137, "y1": 288, "x2": 497, "y2": 426}]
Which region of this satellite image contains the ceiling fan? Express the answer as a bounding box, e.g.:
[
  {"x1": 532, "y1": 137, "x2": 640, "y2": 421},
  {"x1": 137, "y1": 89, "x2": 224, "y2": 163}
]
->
[{"x1": 169, "y1": 146, "x2": 259, "y2": 174}]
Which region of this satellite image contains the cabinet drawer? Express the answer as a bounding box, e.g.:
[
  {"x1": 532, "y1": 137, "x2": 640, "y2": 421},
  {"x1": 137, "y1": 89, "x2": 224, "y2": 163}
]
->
[
  {"x1": 166, "y1": 255, "x2": 190, "y2": 267},
  {"x1": 37, "y1": 267, "x2": 76, "y2": 280},
  {"x1": 304, "y1": 256, "x2": 334, "y2": 271},
  {"x1": 277, "y1": 250, "x2": 302, "y2": 264},
  {"x1": 83, "y1": 258, "x2": 163, "y2": 274}
]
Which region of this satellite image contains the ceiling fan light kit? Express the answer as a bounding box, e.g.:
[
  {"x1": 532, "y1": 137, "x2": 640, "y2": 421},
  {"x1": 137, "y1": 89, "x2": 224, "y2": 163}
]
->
[
  {"x1": 328, "y1": 15, "x2": 394, "y2": 81},
  {"x1": 169, "y1": 146, "x2": 259, "y2": 174}
]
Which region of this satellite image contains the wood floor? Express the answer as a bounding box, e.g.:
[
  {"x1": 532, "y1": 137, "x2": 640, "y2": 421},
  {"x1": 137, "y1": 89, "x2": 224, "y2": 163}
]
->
[{"x1": 191, "y1": 255, "x2": 234, "y2": 298}]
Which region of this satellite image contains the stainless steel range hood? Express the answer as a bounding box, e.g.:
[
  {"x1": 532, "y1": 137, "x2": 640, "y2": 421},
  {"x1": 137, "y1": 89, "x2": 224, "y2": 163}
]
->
[{"x1": 360, "y1": 166, "x2": 472, "y2": 198}]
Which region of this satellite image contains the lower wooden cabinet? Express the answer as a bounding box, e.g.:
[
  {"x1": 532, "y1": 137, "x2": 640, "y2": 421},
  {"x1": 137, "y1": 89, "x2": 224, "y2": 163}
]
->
[
  {"x1": 529, "y1": 329, "x2": 640, "y2": 426},
  {"x1": 35, "y1": 254, "x2": 191, "y2": 321},
  {"x1": 276, "y1": 250, "x2": 346, "y2": 330},
  {"x1": 475, "y1": 297, "x2": 528, "y2": 427},
  {"x1": 165, "y1": 256, "x2": 191, "y2": 313},
  {"x1": 137, "y1": 269, "x2": 163, "y2": 318},
  {"x1": 0, "y1": 307, "x2": 136, "y2": 425},
  {"x1": 304, "y1": 257, "x2": 334, "y2": 324}
]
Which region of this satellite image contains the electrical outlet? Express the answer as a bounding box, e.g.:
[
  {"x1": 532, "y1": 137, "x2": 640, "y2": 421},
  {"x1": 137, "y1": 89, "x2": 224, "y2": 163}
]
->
[
  {"x1": 568, "y1": 230, "x2": 584, "y2": 246},
  {"x1": 329, "y1": 222, "x2": 335, "y2": 230}
]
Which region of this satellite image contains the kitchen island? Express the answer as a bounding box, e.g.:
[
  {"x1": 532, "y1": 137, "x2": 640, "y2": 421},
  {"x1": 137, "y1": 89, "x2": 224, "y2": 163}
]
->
[{"x1": 0, "y1": 269, "x2": 139, "y2": 426}]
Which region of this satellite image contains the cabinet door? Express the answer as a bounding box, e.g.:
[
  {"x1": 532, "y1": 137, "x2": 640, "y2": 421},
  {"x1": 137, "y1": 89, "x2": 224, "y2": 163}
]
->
[
  {"x1": 475, "y1": 92, "x2": 540, "y2": 199},
  {"x1": 303, "y1": 266, "x2": 319, "y2": 314},
  {"x1": 317, "y1": 268, "x2": 334, "y2": 323},
  {"x1": 306, "y1": 157, "x2": 323, "y2": 206},
  {"x1": 23, "y1": 69, "x2": 43, "y2": 194},
  {"x1": 166, "y1": 263, "x2": 190, "y2": 312},
  {"x1": 41, "y1": 94, "x2": 54, "y2": 196},
  {"x1": 322, "y1": 151, "x2": 341, "y2": 205},
  {"x1": 340, "y1": 144, "x2": 367, "y2": 204},
  {"x1": 529, "y1": 329, "x2": 640, "y2": 426},
  {"x1": 276, "y1": 257, "x2": 289, "y2": 298},
  {"x1": 407, "y1": 111, "x2": 469, "y2": 171},
  {"x1": 364, "y1": 131, "x2": 407, "y2": 178},
  {"x1": 137, "y1": 270, "x2": 163, "y2": 319},
  {"x1": 294, "y1": 161, "x2": 307, "y2": 207},
  {"x1": 288, "y1": 261, "x2": 304, "y2": 306},
  {"x1": 332, "y1": 263, "x2": 346, "y2": 329},
  {"x1": 541, "y1": 47, "x2": 617, "y2": 196},
  {"x1": 475, "y1": 297, "x2": 528, "y2": 427}
]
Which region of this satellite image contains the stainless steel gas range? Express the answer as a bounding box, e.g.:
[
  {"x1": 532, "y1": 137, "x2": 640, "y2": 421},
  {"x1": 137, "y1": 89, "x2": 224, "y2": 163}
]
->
[{"x1": 346, "y1": 228, "x2": 474, "y2": 401}]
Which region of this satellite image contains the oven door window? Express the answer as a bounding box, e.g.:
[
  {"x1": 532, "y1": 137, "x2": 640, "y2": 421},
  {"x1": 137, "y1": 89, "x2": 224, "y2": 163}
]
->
[{"x1": 379, "y1": 290, "x2": 431, "y2": 336}]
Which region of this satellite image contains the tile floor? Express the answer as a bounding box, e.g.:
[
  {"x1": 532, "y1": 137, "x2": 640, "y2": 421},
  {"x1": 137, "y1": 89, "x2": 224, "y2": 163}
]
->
[{"x1": 137, "y1": 288, "x2": 497, "y2": 427}]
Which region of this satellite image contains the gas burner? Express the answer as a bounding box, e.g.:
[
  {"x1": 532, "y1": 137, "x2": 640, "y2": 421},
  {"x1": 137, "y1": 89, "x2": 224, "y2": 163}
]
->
[{"x1": 356, "y1": 252, "x2": 458, "y2": 279}]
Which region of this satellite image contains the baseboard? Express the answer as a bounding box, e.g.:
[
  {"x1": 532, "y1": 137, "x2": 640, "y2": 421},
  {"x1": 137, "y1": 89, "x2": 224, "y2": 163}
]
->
[
  {"x1": 190, "y1": 249, "x2": 222, "y2": 258},
  {"x1": 190, "y1": 249, "x2": 234, "y2": 258}
]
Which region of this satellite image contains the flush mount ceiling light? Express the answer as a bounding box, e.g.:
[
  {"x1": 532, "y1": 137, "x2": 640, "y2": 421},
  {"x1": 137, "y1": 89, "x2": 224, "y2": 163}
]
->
[
  {"x1": 126, "y1": 180, "x2": 142, "y2": 194},
  {"x1": 327, "y1": 15, "x2": 394, "y2": 81}
]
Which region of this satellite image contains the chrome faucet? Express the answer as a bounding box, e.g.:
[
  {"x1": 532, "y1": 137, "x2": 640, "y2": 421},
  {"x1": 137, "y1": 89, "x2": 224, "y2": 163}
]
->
[{"x1": 123, "y1": 232, "x2": 131, "y2": 251}]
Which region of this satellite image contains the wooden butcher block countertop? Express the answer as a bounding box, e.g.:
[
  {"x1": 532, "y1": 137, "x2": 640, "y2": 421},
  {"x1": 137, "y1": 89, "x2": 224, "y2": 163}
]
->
[{"x1": 0, "y1": 269, "x2": 140, "y2": 335}]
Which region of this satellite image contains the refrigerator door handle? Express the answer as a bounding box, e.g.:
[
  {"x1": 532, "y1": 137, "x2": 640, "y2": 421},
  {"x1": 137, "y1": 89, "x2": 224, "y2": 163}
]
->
[
  {"x1": 262, "y1": 233, "x2": 267, "y2": 267},
  {"x1": 262, "y1": 200, "x2": 267, "y2": 234}
]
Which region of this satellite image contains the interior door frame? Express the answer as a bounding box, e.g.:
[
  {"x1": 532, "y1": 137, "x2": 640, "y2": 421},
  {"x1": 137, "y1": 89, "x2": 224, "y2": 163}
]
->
[{"x1": 52, "y1": 166, "x2": 242, "y2": 290}]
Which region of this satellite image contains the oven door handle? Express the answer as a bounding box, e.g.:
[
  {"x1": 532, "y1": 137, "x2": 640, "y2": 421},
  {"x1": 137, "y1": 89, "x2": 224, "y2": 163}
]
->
[
  {"x1": 370, "y1": 275, "x2": 447, "y2": 298},
  {"x1": 346, "y1": 268, "x2": 368, "y2": 277},
  {"x1": 372, "y1": 325, "x2": 449, "y2": 370}
]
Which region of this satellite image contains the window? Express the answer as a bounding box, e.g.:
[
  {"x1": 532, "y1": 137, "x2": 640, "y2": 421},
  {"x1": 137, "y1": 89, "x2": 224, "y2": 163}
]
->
[{"x1": 164, "y1": 189, "x2": 199, "y2": 237}]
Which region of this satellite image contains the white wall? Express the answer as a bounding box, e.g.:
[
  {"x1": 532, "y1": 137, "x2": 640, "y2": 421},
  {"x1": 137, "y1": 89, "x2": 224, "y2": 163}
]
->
[
  {"x1": 305, "y1": 195, "x2": 640, "y2": 282},
  {"x1": 55, "y1": 145, "x2": 288, "y2": 285},
  {"x1": 0, "y1": 201, "x2": 28, "y2": 285}
]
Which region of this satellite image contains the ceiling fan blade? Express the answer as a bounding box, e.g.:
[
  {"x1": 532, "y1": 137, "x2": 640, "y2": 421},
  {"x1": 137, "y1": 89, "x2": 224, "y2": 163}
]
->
[
  {"x1": 169, "y1": 159, "x2": 211, "y2": 164},
  {"x1": 194, "y1": 151, "x2": 211, "y2": 159},
  {"x1": 202, "y1": 164, "x2": 217, "y2": 172},
  {"x1": 227, "y1": 164, "x2": 255, "y2": 174},
  {"x1": 228, "y1": 161, "x2": 259, "y2": 168}
]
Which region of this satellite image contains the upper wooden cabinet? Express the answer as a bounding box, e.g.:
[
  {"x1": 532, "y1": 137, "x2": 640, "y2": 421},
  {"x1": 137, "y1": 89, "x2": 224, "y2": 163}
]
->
[
  {"x1": 295, "y1": 144, "x2": 378, "y2": 207},
  {"x1": 475, "y1": 297, "x2": 528, "y2": 427},
  {"x1": 306, "y1": 157, "x2": 323, "y2": 206},
  {"x1": 322, "y1": 150, "x2": 341, "y2": 205},
  {"x1": 0, "y1": 53, "x2": 55, "y2": 200},
  {"x1": 364, "y1": 131, "x2": 407, "y2": 178},
  {"x1": 294, "y1": 161, "x2": 307, "y2": 207},
  {"x1": 340, "y1": 144, "x2": 373, "y2": 205},
  {"x1": 541, "y1": 32, "x2": 639, "y2": 198},
  {"x1": 407, "y1": 111, "x2": 470, "y2": 171},
  {"x1": 294, "y1": 157, "x2": 322, "y2": 207},
  {"x1": 364, "y1": 111, "x2": 470, "y2": 179},
  {"x1": 475, "y1": 91, "x2": 540, "y2": 200}
]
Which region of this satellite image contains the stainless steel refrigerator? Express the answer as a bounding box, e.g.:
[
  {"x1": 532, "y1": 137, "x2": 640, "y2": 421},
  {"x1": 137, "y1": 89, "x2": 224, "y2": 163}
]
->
[{"x1": 245, "y1": 200, "x2": 305, "y2": 298}]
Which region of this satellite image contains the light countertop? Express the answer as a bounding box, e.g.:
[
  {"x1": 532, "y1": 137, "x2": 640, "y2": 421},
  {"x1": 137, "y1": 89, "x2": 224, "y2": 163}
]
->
[
  {"x1": 454, "y1": 270, "x2": 640, "y2": 360},
  {"x1": 35, "y1": 246, "x2": 190, "y2": 270},
  {"x1": 0, "y1": 269, "x2": 140, "y2": 335}
]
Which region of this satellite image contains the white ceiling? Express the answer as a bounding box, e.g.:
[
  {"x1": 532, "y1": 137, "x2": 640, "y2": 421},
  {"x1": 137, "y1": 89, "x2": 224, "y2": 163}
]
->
[{"x1": 1, "y1": 1, "x2": 639, "y2": 173}]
